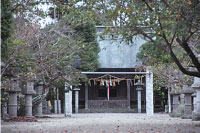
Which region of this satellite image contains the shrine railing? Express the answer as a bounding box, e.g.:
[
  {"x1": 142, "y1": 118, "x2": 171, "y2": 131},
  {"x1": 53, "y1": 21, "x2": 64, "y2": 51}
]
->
[{"x1": 88, "y1": 100, "x2": 129, "y2": 108}]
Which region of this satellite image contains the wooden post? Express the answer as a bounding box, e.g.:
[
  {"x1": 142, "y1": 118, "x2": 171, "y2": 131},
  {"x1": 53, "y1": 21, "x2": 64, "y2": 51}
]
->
[
  {"x1": 85, "y1": 83, "x2": 88, "y2": 109},
  {"x1": 127, "y1": 80, "x2": 131, "y2": 108}
]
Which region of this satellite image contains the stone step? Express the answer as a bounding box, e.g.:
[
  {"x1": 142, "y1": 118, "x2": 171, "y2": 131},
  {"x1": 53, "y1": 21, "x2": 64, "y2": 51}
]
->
[{"x1": 79, "y1": 108, "x2": 137, "y2": 113}]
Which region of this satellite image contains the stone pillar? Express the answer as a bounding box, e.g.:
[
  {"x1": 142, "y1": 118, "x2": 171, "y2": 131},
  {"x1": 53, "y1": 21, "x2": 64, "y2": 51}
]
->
[
  {"x1": 58, "y1": 100, "x2": 61, "y2": 114},
  {"x1": 54, "y1": 100, "x2": 58, "y2": 114},
  {"x1": 54, "y1": 100, "x2": 61, "y2": 114},
  {"x1": 2, "y1": 102, "x2": 8, "y2": 119},
  {"x1": 192, "y1": 77, "x2": 200, "y2": 121},
  {"x1": 127, "y1": 80, "x2": 131, "y2": 108},
  {"x1": 35, "y1": 82, "x2": 43, "y2": 117},
  {"x1": 64, "y1": 82, "x2": 72, "y2": 117},
  {"x1": 74, "y1": 88, "x2": 80, "y2": 113},
  {"x1": 181, "y1": 85, "x2": 194, "y2": 119},
  {"x1": 85, "y1": 83, "x2": 88, "y2": 109},
  {"x1": 25, "y1": 81, "x2": 36, "y2": 117},
  {"x1": 137, "y1": 89, "x2": 142, "y2": 113},
  {"x1": 135, "y1": 80, "x2": 143, "y2": 113},
  {"x1": 53, "y1": 88, "x2": 57, "y2": 114},
  {"x1": 8, "y1": 78, "x2": 21, "y2": 117},
  {"x1": 192, "y1": 93, "x2": 197, "y2": 112},
  {"x1": 196, "y1": 89, "x2": 200, "y2": 115},
  {"x1": 146, "y1": 67, "x2": 154, "y2": 116}
]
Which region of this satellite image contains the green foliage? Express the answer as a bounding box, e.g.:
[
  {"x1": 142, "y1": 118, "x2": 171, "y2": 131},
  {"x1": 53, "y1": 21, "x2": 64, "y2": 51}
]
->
[
  {"x1": 137, "y1": 41, "x2": 172, "y2": 66},
  {"x1": 82, "y1": 0, "x2": 200, "y2": 77},
  {"x1": 1, "y1": 0, "x2": 13, "y2": 60},
  {"x1": 60, "y1": 10, "x2": 100, "y2": 72},
  {"x1": 76, "y1": 23, "x2": 100, "y2": 71},
  {"x1": 47, "y1": 0, "x2": 81, "y2": 20},
  {"x1": 137, "y1": 41, "x2": 193, "y2": 89}
]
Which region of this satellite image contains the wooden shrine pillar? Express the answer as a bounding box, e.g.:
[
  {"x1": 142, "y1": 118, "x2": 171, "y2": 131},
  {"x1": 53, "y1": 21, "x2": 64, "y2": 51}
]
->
[
  {"x1": 127, "y1": 80, "x2": 131, "y2": 108},
  {"x1": 85, "y1": 83, "x2": 88, "y2": 109}
]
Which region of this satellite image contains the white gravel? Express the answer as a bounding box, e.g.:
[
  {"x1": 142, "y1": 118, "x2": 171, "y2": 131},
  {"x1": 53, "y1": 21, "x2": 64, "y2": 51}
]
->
[{"x1": 1, "y1": 113, "x2": 200, "y2": 133}]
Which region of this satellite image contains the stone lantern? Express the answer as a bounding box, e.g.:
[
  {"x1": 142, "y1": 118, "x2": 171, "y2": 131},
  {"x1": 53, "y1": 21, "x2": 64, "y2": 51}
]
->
[
  {"x1": 135, "y1": 80, "x2": 144, "y2": 113},
  {"x1": 181, "y1": 85, "x2": 194, "y2": 119},
  {"x1": 8, "y1": 78, "x2": 21, "y2": 117},
  {"x1": 24, "y1": 79, "x2": 36, "y2": 117},
  {"x1": 191, "y1": 77, "x2": 200, "y2": 121},
  {"x1": 35, "y1": 82, "x2": 44, "y2": 117}
]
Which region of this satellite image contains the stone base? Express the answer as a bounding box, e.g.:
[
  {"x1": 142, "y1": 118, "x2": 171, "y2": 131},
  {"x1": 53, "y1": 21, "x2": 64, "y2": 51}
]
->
[
  {"x1": 2, "y1": 114, "x2": 9, "y2": 120},
  {"x1": 65, "y1": 114, "x2": 72, "y2": 117},
  {"x1": 34, "y1": 115, "x2": 43, "y2": 118},
  {"x1": 79, "y1": 108, "x2": 136, "y2": 113},
  {"x1": 169, "y1": 112, "x2": 182, "y2": 117},
  {"x1": 181, "y1": 115, "x2": 192, "y2": 119},
  {"x1": 169, "y1": 105, "x2": 184, "y2": 118},
  {"x1": 192, "y1": 112, "x2": 200, "y2": 121},
  {"x1": 25, "y1": 116, "x2": 35, "y2": 118},
  {"x1": 42, "y1": 101, "x2": 51, "y2": 114}
]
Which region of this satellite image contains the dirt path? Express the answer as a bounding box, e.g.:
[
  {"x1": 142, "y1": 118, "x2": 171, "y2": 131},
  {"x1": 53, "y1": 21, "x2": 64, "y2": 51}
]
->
[{"x1": 1, "y1": 113, "x2": 200, "y2": 133}]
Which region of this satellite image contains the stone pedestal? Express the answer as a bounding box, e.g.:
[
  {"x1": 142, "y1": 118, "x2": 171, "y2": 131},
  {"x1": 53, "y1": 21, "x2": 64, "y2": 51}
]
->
[
  {"x1": 8, "y1": 78, "x2": 21, "y2": 118},
  {"x1": 54, "y1": 100, "x2": 58, "y2": 114},
  {"x1": 2, "y1": 102, "x2": 8, "y2": 119},
  {"x1": 74, "y1": 88, "x2": 80, "y2": 113},
  {"x1": 145, "y1": 67, "x2": 154, "y2": 116},
  {"x1": 135, "y1": 80, "x2": 143, "y2": 113},
  {"x1": 25, "y1": 81, "x2": 36, "y2": 117},
  {"x1": 25, "y1": 95, "x2": 33, "y2": 117},
  {"x1": 64, "y1": 82, "x2": 72, "y2": 117},
  {"x1": 180, "y1": 94, "x2": 185, "y2": 105},
  {"x1": 42, "y1": 100, "x2": 51, "y2": 114},
  {"x1": 54, "y1": 100, "x2": 61, "y2": 114},
  {"x1": 172, "y1": 94, "x2": 180, "y2": 111},
  {"x1": 8, "y1": 93, "x2": 18, "y2": 117},
  {"x1": 58, "y1": 100, "x2": 61, "y2": 114},
  {"x1": 181, "y1": 85, "x2": 194, "y2": 119},
  {"x1": 192, "y1": 77, "x2": 200, "y2": 121},
  {"x1": 170, "y1": 89, "x2": 181, "y2": 111},
  {"x1": 35, "y1": 82, "x2": 44, "y2": 117},
  {"x1": 192, "y1": 93, "x2": 197, "y2": 112},
  {"x1": 169, "y1": 90, "x2": 184, "y2": 117}
]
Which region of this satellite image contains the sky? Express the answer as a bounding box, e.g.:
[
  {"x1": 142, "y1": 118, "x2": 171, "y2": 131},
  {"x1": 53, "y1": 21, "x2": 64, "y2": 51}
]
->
[
  {"x1": 38, "y1": 3, "x2": 56, "y2": 28},
  {"x1": 38, "y1": 1, "x2": 84, "y2": 28}
]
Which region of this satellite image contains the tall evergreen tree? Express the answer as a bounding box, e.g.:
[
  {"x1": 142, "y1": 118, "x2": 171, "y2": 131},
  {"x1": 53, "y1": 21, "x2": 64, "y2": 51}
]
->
[
  {"x1": 1, "y1": 0, "x2": 13, "y2": 61},
  {"x1": 59, "y1": 10, "x2": 100, "y2": 72},
  {"x1": 75, "y1": 22, "x2": 100, "y2": 71}
]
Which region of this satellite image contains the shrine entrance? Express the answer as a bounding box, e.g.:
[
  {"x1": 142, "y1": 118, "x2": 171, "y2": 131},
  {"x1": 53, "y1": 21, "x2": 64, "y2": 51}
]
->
[{"x1": 75, "y1": 67, "x2": 154, "y2": 115}]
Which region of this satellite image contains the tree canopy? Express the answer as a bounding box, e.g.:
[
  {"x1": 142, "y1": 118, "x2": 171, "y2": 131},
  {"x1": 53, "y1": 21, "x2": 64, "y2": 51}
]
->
[
  {"x1": 82, "y1": 0, "x2": 200, "y2": 77},
  {"x1": 1, "y1": 1, "x2": 100, "y2": 90}
]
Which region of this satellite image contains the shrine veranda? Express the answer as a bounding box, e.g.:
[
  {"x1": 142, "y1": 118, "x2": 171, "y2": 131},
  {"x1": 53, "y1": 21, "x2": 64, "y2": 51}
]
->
[{"x1": 64, "y1": 67, "x2": 154, "y2": 116}]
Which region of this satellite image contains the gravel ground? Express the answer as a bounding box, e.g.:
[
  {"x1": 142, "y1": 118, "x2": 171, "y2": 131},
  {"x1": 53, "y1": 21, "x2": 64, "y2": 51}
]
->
[{"x1": 1, "y1": 113, "x2": 200, "y2": 133}]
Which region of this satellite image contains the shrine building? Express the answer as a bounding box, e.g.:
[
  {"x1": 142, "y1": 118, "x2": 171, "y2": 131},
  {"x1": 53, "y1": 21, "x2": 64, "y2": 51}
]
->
[{"x1": 69, "y1": 26, "x2": 154, "y2": 115}]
